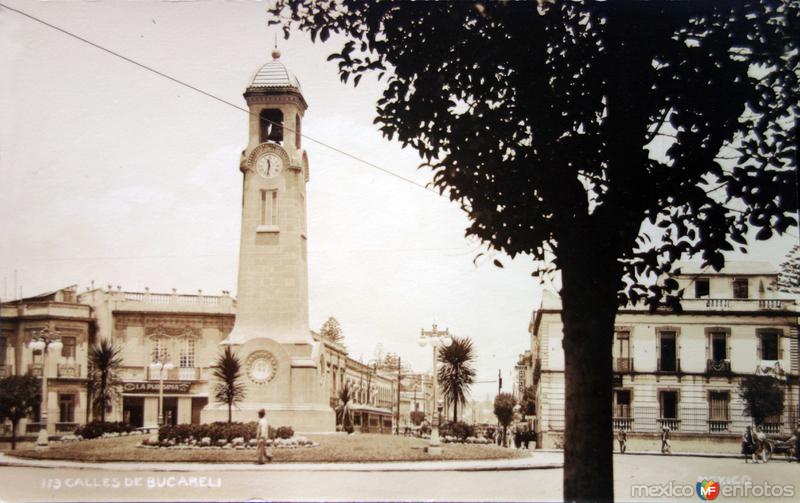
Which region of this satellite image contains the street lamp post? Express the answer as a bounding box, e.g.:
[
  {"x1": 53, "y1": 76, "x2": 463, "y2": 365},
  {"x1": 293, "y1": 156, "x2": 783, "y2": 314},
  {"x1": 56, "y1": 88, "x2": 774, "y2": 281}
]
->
[
  {"x1": 28, "y1": 327, "x2": 63, "y2": 447},
  {"x1": 148, "y1": 359, "x2": 174, "y2": 428},
  {"x1": 417, "y1": 323, "x2": 452, "y2": 455}
]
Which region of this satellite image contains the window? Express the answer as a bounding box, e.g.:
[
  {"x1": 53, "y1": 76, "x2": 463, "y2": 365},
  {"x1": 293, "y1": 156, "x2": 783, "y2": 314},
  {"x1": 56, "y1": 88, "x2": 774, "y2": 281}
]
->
[
  {"x1": 759, "y1": 331, "x2": 779, "y2": 360},
  {"x1": 59, "y1": 394, "x2": 75, "y2": 423},
  {"x1": 708, "y1": 391, "x2": 729, "y2": 421},
  {"x1": 151, "y1": 338, "x2": 169, "y2": 363},
  {"x1": 295, "y1": 113, "x2": 302, "y2": 148},
  {"x1": 0, "y1": 336, "x2": 6, "y2": 363},
  {"x1": 61, "y1": 336, "x2": 76, "y2": 359},
  {"x1": 695, "y1": 279, "x2": 710, "y2": 298},
  {"x1": 259, "y1": 109, "x2": 283, "y2": 143},
  {"x1": 260, "y1": 190, "x2": 278, "y2": 226},
  {"x1": 710, "y1": 332, "x2": 727, "y2": 361},
  {"x1": 614, "y1": 331, "x2": 632, "y2": 372},
  {"x1": 658, "y1": 331, "x2": 678, "y2": 372},
  {"x1": 659, "y1": 390, "x2": 678, "y2": 419},
  {"x1": 733, "y1": 278, "x2": 749, "y2": 299},
  {"x1": 614, "y1": 390, "x2": 632, "y2": 418},
  {"x1": 179, "y1": 339, "x2": 195, "y2": 368}
]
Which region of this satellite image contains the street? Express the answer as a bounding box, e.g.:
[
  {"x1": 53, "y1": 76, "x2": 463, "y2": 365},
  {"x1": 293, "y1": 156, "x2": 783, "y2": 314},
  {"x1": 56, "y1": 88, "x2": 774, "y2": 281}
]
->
[{"x1": 0, "y1": 454, "x2": 797, "y2": 502}]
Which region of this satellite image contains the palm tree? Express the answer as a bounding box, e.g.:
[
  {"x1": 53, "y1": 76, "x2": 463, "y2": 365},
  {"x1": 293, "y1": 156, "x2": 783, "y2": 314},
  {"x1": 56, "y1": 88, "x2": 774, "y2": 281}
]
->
[
  {"x1": 437, "y1": 336, "x2": 476, "y2": 423},
  {"x1": 211, "y1": 346, "x2": 246, "y2": 424},
  {"x1": 337, "y1": 382, "x2": 354, "y2": 433},
  {"x1": 88, "y1": 339, "x2": 123, "y2": 422}
]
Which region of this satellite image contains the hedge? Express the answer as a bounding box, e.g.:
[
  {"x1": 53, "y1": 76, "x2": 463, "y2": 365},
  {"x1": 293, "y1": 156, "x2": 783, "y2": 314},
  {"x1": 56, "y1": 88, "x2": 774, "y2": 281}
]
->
[
  {"x1": 157, "y1": 422, "x2": 294, "y2": 443},
  {"x1": 74, "y1": 421, "x2": 136, "y2": 439}
]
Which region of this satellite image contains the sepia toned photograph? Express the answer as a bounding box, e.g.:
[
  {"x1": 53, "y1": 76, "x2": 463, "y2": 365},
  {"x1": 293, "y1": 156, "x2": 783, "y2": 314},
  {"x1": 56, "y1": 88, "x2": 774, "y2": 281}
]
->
[{"x1": 0, "y1": 1, "x2": 798, "y2": 502}]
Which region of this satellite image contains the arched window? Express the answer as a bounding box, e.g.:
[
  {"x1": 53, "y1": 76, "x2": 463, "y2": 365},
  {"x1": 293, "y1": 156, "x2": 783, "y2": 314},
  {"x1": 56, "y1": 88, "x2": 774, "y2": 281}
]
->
[
  {"x1": 295, "y1": 113, "x2": 301, "y2": 148},
  {"x1": 260, "y1": 109, "x2": 283, "y2": 143}
]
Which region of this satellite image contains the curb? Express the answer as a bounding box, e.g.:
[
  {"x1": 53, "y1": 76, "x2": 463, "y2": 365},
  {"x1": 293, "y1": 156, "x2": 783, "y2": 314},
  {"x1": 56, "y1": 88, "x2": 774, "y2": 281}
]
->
[{"x1": 0, "y1": 453, "x2": 563, "y2": 473}]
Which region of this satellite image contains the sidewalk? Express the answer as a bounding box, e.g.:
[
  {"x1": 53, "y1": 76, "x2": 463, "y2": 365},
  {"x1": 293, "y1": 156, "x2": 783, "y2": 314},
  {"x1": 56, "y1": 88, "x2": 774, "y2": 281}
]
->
[
  {"x1": 538, "y1": 448, "x2": 751, "y2": 460},
  {"x1": 0, "y1": 451, "x2": 563, "y2": 472}
]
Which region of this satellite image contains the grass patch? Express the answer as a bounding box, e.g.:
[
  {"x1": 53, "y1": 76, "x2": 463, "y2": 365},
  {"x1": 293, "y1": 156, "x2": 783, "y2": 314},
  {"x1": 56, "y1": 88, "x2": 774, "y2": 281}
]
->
[{"x1": 9, "y1": 434, "x2": 526, "y2": 463}]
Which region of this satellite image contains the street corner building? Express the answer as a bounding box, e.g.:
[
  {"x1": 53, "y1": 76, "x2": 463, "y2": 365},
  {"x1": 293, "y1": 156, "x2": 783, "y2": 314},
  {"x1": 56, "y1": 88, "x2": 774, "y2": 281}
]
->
[
  {"x1": 530, "y1": 261, "x2": 799, "y2": 453},
  {"x1": 0, "y1": 50, "x2": 423, "y2": 438}
]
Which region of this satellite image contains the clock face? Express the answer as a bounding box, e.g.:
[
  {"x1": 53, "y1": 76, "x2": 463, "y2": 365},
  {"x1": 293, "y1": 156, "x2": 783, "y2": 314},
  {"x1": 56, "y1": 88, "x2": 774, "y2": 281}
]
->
[{"x1": 255, "y1": 153, "x2": 283, "y2": 179}]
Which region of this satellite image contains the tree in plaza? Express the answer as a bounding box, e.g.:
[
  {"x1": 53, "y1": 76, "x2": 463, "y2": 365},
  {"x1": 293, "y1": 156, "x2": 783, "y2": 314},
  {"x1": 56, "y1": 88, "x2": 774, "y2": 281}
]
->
[
  {"x1": 519, "y1": 385, "x2": 537, "y2": 418},
  {"x1": 270, "y1": 1, "x2": 798, "y2": 499},
  {"x1": 739, "y1": 375, "x2": 785, "y2": 427},
  {"x1": 337, "y1": 381, "x2": 354, "y2": 433},
  {"x1": 87, "y1": 339, "x2": 123, "y2": 422},
  {"x1": 777, "y1": 245, "x2": 800, "y2": 293},
  {"x1": 0, "y1": 375, "x2": 41, "y2": 450},
  {"x1": 320, "y1": 317, "x2": 345, "y2": 345},
  {"x1": 437, "y1": 336, "x2": 476, "y2": 423},
  {"x1": 409, "y1": 409, "x2": 425, "y2": 426},
  {"x1": 493, "y1": 392, "x2": 516, "y2": 447},
  {"x1": 211, "y1": 346, "x2": 247, "y2": 424}
]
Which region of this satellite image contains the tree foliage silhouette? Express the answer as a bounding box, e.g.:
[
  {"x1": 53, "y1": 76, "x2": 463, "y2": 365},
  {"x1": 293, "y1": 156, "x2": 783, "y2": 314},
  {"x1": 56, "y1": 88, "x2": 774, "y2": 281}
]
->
[{"x1": 269, "y1": 1, "x2": 798, "y2": 500}]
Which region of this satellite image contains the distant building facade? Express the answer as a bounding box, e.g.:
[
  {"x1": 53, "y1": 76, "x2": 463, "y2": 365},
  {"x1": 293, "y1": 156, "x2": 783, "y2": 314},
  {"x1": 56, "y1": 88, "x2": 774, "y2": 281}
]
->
[
  {"x1": 531, "y1": 262, "x2": 799, "y2": 449},
  {"x1": 1, "y1": 285, "x2": 407, "y2": 435}
]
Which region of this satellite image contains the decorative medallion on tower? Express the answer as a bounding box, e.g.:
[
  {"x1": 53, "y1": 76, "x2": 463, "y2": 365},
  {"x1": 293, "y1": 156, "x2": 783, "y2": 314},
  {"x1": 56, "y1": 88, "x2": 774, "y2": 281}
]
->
[{"x1": 245, "y1": 351, "x2": 279, "y2": 385}]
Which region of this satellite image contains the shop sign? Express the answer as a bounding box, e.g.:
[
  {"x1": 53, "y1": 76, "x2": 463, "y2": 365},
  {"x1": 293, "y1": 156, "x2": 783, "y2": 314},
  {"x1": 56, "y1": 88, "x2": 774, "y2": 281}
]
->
[{"x1": 122, "y1": 381, "x2": 192, "y2": 394}]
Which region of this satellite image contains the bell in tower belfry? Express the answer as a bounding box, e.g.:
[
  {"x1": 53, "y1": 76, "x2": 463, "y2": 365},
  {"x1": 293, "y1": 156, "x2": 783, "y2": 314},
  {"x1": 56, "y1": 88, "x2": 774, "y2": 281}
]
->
[{"x1": 202, "y1": 48, "x2": 334, "y2": 432}]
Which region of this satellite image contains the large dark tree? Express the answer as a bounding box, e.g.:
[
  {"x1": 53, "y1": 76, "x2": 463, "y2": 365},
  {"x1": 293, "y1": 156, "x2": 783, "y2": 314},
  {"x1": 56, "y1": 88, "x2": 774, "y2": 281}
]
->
[
  {"x1": 0, "y1": 375, "x2": 41, "y2": 450},
  {"x1": 269, "y1": 1, "x2": 798, "y2": 500},
  {"x1": 88, "y1": 339, "x2": 123, "y2": 422},
  {"x1": 739, "y1": 375, "x2": 785, "y2": 427},
  {"x1": 437, "y1": 336, "x2": 476, "y2": 423}
]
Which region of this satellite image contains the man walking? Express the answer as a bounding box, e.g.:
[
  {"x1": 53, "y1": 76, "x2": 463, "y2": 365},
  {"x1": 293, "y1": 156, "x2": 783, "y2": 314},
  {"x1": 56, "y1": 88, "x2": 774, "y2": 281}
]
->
[{"x1": 256, "y1": 408, "x2": 273, "y2": 464}]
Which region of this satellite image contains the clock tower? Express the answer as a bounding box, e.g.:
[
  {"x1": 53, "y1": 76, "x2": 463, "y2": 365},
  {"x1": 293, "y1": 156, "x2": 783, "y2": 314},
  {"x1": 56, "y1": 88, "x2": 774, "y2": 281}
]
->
[{"x1": 203, "y1": 49, "x2": 334, "y2": 431}]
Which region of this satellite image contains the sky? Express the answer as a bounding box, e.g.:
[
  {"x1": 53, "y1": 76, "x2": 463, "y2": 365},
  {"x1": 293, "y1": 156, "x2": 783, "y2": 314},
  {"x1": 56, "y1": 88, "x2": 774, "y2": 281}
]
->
[{"x1": 0, "y1": 1, "x2": 796, "y2": 401}]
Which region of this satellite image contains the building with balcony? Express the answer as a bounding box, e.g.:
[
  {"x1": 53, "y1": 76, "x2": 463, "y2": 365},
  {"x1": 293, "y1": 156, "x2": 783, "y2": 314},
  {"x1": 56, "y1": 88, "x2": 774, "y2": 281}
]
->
[
  {"x1": 530, "y1": 261, "x2": 799, "y2": 451},
  {"x1": 0, "y1": 286, "x2": 92, "y2": 436}
]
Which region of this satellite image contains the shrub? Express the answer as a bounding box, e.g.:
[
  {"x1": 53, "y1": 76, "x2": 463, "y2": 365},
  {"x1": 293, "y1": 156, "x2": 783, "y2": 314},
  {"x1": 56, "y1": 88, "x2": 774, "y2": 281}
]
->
[
  {"x1": 438, "y1": 421, "x2": 473, "y2": 442},
  {"x1": 155, "y1": 422, "x2": 296, "y2": 444},
  {"x1": 74, "y1": 421, "x2": 135, "y2": 440},
  {"x1": 275, "y1": 426, "x2": 294, "y2": 439}
]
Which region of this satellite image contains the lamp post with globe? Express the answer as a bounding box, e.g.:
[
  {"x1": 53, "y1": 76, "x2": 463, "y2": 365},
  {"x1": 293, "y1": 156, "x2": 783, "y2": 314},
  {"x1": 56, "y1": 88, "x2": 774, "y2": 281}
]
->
[
  {"x1": 417, "y1": 323, "x2": 452, "y2": 455},
  {"x1": 149, "y1": 358, "x2": 174, "y2": 427},
  {"x1": 28, "y1": 327, "x2": 63, "y2": 447}
]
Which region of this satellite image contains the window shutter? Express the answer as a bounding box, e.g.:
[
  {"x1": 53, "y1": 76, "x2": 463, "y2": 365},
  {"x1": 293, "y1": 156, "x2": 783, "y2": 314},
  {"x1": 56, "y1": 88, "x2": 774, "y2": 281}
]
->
[{"x1": 704, "y1": 333, "x2": 710, "y2": 361}]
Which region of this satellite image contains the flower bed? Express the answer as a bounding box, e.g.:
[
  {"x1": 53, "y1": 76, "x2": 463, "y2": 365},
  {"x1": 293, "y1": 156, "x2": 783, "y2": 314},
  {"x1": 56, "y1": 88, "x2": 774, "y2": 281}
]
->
[{"x1": 139, "y1": 422, "x2": 317, "y2": 450}]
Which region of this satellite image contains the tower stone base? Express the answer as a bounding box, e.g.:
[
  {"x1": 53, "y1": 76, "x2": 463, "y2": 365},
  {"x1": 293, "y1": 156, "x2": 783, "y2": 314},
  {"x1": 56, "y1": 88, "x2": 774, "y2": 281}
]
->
[{"x1": 201, "y1": 337, "x2": 335, "y2": 432}]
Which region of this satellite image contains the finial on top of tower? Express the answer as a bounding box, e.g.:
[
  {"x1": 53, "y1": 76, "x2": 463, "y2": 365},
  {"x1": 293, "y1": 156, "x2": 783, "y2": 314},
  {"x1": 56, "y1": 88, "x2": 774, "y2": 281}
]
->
[{"x1": 272, "y1": 33, "x2": 280, "y2": 60}]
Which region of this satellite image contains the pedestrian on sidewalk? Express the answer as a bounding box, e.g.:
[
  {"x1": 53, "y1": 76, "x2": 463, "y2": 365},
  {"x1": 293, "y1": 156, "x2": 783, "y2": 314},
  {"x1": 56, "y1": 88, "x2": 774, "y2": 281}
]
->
[
  {"x1": 660, "y1": 426, "x2": 671, "y2": 454},
  {"x1": 256, "y1": 408, "x2": 273, "y2": 464},
  {"x1": 617, "y1": 429, "x2": 627, "y2": 454}
]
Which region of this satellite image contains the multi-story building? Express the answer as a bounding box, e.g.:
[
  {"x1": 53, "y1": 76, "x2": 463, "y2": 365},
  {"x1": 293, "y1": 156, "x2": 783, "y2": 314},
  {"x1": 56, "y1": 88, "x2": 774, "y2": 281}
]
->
[
  {"x1": 1, "y1": 285, "x2": 404, "y2": 435},
  {"x1": 531, "y1": 261, "x2": 799, "y2": 451},
  {"x1": 0, "y1": 286, "x2": 92, "y2": 436}
]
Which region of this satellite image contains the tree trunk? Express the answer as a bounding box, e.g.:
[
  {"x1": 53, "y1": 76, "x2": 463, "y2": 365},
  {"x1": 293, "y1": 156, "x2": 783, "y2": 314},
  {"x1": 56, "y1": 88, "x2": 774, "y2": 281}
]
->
[
  {"x1": 11, "y1": 418, "x2": 18, "y2": 450},
  {"x1": 560, "y1": 255, "x2": 618, "y2": 502},
  {"x1": 453, "y1": 400, "x2": 458, "y2": 423},
  {"x1": 228, "y1": 402, "x2": 232, "y2": 424}
]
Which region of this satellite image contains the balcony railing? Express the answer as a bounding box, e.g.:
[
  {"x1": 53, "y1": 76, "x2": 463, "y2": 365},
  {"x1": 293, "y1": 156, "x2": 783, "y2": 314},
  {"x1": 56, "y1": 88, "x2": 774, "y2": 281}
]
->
[
  {"x1": 708, "y1": 420, "x2": 729, "y2": 433},
  {"x1": 762, "y1": 422, "x2": 781, "y2": 434},
  {"x1": 28, "y1": 364, "x2": 43, "y2": 377},
  {"x1": 57, "y1": 363, "x2": 81, "y2": 378},
  {"x1": 25, "y1": 422, "x2": 45, "y2": 433},
  {"x1": 0, "y1": 364, "x2": 12, "y2": 377},
  {"x1": 657, "y1": 358, "x2": 681, "y2": 373},
  {"x1": 706, "y1": 359, "x2": 731, "y2": 374},
  {"x1": 614, "y1": 358, "x2": 634, "y2": 373},
  {"x1": 147, "y1": 366, "x2": 201, "y2": 381},
  {"x1": 613, "y1": 417, "x2": 634, "y2": 431},
  {"x1": 680, "y1": 298, "x2": 795, "y2": 312},
  {"x1": 657, "y1": 418, "x2": 681, "y2": 431}
]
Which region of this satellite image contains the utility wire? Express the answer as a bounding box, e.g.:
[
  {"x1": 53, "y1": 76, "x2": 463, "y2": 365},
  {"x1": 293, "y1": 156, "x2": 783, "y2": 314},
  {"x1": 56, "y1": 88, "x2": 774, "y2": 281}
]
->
[{"x1": 0, "y1": 1, "x2": 439, "y2": 196}]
